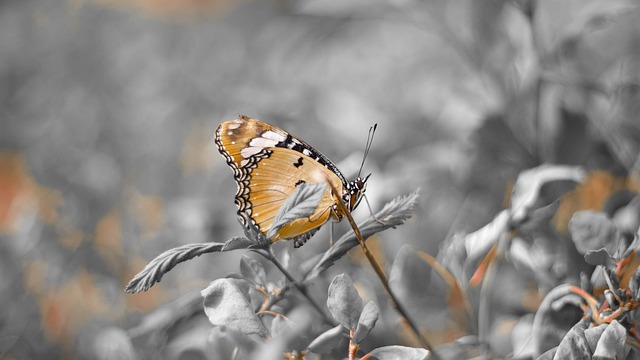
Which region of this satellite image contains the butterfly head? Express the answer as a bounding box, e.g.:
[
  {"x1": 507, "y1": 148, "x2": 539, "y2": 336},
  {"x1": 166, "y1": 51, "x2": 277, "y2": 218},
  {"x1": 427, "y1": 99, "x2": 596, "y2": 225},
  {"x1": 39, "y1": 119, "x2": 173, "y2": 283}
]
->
[{"x1": 344, "y1": 173, "x2": 371, "y2": 211}]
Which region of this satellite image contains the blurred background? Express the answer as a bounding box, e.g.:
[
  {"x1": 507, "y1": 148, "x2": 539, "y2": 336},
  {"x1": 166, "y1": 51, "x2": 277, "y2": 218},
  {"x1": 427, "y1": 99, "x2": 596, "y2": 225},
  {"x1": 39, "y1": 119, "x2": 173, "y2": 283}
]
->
[{"x1": 1, "y1": 0, "x2": 640, "y2": 358}]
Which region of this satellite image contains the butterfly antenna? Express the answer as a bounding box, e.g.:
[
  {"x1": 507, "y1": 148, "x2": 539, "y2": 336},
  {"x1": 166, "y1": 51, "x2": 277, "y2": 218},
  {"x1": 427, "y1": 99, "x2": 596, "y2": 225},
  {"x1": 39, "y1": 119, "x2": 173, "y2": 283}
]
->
[{"x1": 357, "y1": 124, "x2": 377, "y2": 179}]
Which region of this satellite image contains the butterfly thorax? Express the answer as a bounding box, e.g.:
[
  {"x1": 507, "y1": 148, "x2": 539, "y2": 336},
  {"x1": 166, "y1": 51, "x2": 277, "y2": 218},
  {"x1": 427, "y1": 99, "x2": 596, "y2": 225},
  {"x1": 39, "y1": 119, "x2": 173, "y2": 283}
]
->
[{"x1": 344, "y1": 175, "x2": 369, "y2": 211}]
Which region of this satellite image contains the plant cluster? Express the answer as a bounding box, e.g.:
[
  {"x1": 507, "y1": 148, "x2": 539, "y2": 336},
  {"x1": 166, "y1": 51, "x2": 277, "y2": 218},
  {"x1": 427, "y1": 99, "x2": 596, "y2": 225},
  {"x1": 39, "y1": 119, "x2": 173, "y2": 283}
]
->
[{"x1": 127, "y1": 163, "x2": 640, "y2": 360}]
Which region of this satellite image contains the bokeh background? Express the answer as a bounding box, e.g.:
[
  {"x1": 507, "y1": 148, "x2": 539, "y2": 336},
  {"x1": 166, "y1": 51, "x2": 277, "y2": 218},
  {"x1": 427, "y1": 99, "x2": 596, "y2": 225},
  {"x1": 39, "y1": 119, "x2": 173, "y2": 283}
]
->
[{"x1": 2, "y1": 0, "x2": 640, "y2": 359}]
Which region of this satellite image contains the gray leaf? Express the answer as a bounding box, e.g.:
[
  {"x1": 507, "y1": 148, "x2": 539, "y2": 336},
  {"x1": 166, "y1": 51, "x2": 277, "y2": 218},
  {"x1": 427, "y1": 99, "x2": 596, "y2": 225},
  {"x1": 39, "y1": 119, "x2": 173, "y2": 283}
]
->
[
  {"x1": 267, "y1": 182, "x2": 328, "y2": 240},
  {"x1": 327, "y1": 274, "x2": 363, "y2": 330},
  {"x1": 201, "y1": 278, "x2": 267, "y2": 336}
]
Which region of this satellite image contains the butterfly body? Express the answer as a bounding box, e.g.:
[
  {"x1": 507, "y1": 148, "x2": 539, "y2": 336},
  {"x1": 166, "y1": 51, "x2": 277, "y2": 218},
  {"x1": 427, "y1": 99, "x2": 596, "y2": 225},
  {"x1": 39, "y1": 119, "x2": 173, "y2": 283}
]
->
[{"x1": 215, "y1": 116, "x2": 368, "y2": 247}]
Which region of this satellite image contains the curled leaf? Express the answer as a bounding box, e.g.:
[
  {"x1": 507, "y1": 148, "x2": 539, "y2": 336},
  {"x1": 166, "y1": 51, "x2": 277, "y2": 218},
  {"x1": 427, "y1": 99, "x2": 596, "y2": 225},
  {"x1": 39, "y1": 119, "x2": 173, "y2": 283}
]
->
[
  {"x1": 531, "y1": 284, "x2": 584, "y2": 358},
  {"x1": 510, "y1": 165, "x2": 585, "y2": 224},
  {"x1": 201, "y1": 278, "x2": 268, "y2": 336}
]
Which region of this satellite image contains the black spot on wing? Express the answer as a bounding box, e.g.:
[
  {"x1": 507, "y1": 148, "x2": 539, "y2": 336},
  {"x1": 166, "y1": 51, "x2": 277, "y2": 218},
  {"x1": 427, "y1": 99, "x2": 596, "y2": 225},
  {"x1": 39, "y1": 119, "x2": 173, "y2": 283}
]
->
[
  {"x1": 273, "y1": 129, "x2": 348, "y2": 187},
  {"x1": 294, "y1": 157, "x2": 304, "y2": 168},
  {"x1": 295, "y1": 179, "x2": 306, "y2": 187}
]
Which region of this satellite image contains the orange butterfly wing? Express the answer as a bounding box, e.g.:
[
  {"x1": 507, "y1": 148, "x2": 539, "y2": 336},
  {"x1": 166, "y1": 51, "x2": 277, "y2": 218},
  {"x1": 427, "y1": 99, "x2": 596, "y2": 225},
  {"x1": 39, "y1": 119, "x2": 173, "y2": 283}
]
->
[{"x1": 215, "y1": 116, "x2": 346, "y2": 246}]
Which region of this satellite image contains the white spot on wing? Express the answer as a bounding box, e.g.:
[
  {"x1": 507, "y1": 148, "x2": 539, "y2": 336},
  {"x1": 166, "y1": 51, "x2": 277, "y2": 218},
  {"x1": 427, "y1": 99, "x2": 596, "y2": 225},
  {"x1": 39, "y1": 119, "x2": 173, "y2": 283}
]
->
[
  {"x1": 227, "y1": 131, "x2": 234, "y2": 136},
  {"x1": 249, "y1": 137, "x2": 279, "y2": 148},
  {"x1": 231, "y1": 141, "x2": 236, "y2": 145},
  {"x1": 302, "y1": 149, "x2": 312, "y2": 156},
  {"x1": 262, "y1": 131, "x2": 286, "y2": 141},
  {"x1": 241, "y1": 146, "x2": 262, "y2": 158}
]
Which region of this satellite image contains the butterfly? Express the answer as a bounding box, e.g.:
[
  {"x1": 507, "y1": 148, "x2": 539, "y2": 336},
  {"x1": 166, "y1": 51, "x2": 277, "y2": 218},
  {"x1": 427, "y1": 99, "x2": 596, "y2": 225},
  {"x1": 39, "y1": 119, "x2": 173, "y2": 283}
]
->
[{"x1": 215, "y1": 115, "x2": 372, "y2": 247}]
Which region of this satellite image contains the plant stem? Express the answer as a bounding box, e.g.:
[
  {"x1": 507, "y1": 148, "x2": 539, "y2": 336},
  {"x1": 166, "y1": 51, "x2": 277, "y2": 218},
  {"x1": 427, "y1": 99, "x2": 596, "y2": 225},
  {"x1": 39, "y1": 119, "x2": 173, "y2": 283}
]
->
[
  {"x1": 328, "y1": 183, "x2": 440, "y2": 359},
  {"x1": 262, "y1": 248, "x2": 337, "y2": 326}
]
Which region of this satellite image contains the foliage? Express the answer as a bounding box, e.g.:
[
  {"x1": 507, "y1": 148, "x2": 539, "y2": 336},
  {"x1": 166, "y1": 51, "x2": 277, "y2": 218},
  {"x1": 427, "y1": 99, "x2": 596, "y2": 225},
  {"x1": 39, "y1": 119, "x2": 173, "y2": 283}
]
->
[{"x1": 2, "y1": 0, "x2": 640, "y2": 359}]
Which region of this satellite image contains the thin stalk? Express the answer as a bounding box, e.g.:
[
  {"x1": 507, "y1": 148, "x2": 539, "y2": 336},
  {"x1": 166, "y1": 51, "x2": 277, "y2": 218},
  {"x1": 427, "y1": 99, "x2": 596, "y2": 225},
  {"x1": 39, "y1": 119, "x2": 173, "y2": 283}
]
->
[
  {"x1": 261, "y1": 248, "x2": 337, "y2": 327},
  {"x1": 328, "y1": 182, "x2": 440, "y2": 359}
]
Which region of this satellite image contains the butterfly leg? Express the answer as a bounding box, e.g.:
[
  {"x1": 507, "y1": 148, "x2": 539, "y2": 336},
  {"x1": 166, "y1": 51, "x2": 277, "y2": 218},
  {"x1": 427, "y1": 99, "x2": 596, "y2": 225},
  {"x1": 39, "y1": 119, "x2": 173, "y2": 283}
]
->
[
  {"x1": 329, "y1": 221, "x2": 334, "y2": 247},
  {"x1": 364, "y1": 194, "x2": 385, "y2": 225}
]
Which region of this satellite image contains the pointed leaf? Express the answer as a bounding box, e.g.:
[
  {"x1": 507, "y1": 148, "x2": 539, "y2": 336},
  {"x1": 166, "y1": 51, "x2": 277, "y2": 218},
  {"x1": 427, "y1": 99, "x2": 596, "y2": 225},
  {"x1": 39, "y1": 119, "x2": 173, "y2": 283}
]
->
[
  {"x1": 327, "y1": 274, "x2": 362, "y2": 329},
  {"x1": 201, "y1": 278, "x2": 267, "y2": 336},
  {"x1": 366, "y1": 346, "x2": 430, "y2": 360},
  {"x1": 307, "y1": 325, "x2": 345, "y2": 354},
  {"x1": 353, "y1": 300, "x2": 379, "y2": 344},
  {"x1": 240, "y1": 255, "x2": 267, "y2": 286},
  {"x1": 267, "y1": 182, "x2": 328, "y2": 239},
  {"x1": 125, "y1": 242, "x2": 225, "y2": 293},
  {"x1": 305, "y1": 190, "x2": 419, "y2": 281}
]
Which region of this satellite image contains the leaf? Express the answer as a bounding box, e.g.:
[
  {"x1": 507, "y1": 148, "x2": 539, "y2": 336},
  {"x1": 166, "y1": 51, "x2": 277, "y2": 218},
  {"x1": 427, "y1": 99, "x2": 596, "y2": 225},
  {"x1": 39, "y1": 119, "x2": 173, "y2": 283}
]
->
[
  {"x1": 267, "y1": 182, "x2": 328, "y2": 240},
  {"x1": 553, "y1": 171, "x2": 628, "y2": 233},
  {"x1": 512, "y1": 314, "x2": 535, "y2": 359},
  {"x1": 240, "y1": 255, "x2": 267, "y2": 286},
  {"x1": 535, "y1": 0, "x2": 637, "y2": 63},
  {"x1": 305, "y1": 190, "x2": 419, "y2": 281},
  {"x1": 464, "y1": 210, "x2": 509, "y2": 263},
  {"x1": 307, "y1": 324, "x2": 345, "y2": 354},
  {"x1": 389, "y1": 245, "x2": 433, "y2": 308},
  {"x1": 366, "y1": 346, "x2": 430, "y2": 360},
  {"x1": 243, "y1": 221, "x2": 269, "y2": 247},
  {"x1": 469, "y1": 243, "x2": 498, "y2": 287},
  {"x1": 584, "y1": 323, "x2": 607, "y2": 352},
  {"x1": 201, "y1": 278, "x2": 267, "y2": 336},
  {"x1": 531, "y1": 284, "x2": 584, "y2": 358},
  {"x1": 510, "y1": 164, "x2": 585, "y2": 224},
  {"x1": 124, "y1": 242, "x2": 225, "y2": 293},
  {"x1": 352, "y1": 300, "x2": 379, "y2": 344},
  {"x1": 569, "y1": 211, "x2": 618, "y2": 255},
  {"x1": 593, "y1": 320, "x2": 626, "y2": 359},
  {"x1": 551, "y1": 320, "x2": 590, "y2": 360},
  {"x1": 415, "y1": 249, "x2": 471, "y2": 331},
  {"x1": 584, "y1": 248, "x2": 616, "y2": 269},
  {"x1": 327, "y1": 274, "x2": 362, "y2": 330},
  {"x1": 222, "y1": 236, "x2": 256, "y2": 251}
]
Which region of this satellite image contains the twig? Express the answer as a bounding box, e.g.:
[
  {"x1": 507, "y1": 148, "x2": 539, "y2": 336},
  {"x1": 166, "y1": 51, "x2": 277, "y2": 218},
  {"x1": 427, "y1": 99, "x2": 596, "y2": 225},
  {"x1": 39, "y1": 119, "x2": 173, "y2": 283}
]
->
[
  {"x1": 259, "y1": 248, "x2": 338, "y2": 327},
  {"x1": 327, "y1": 181, "x2": 440, "y2": 359}
]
